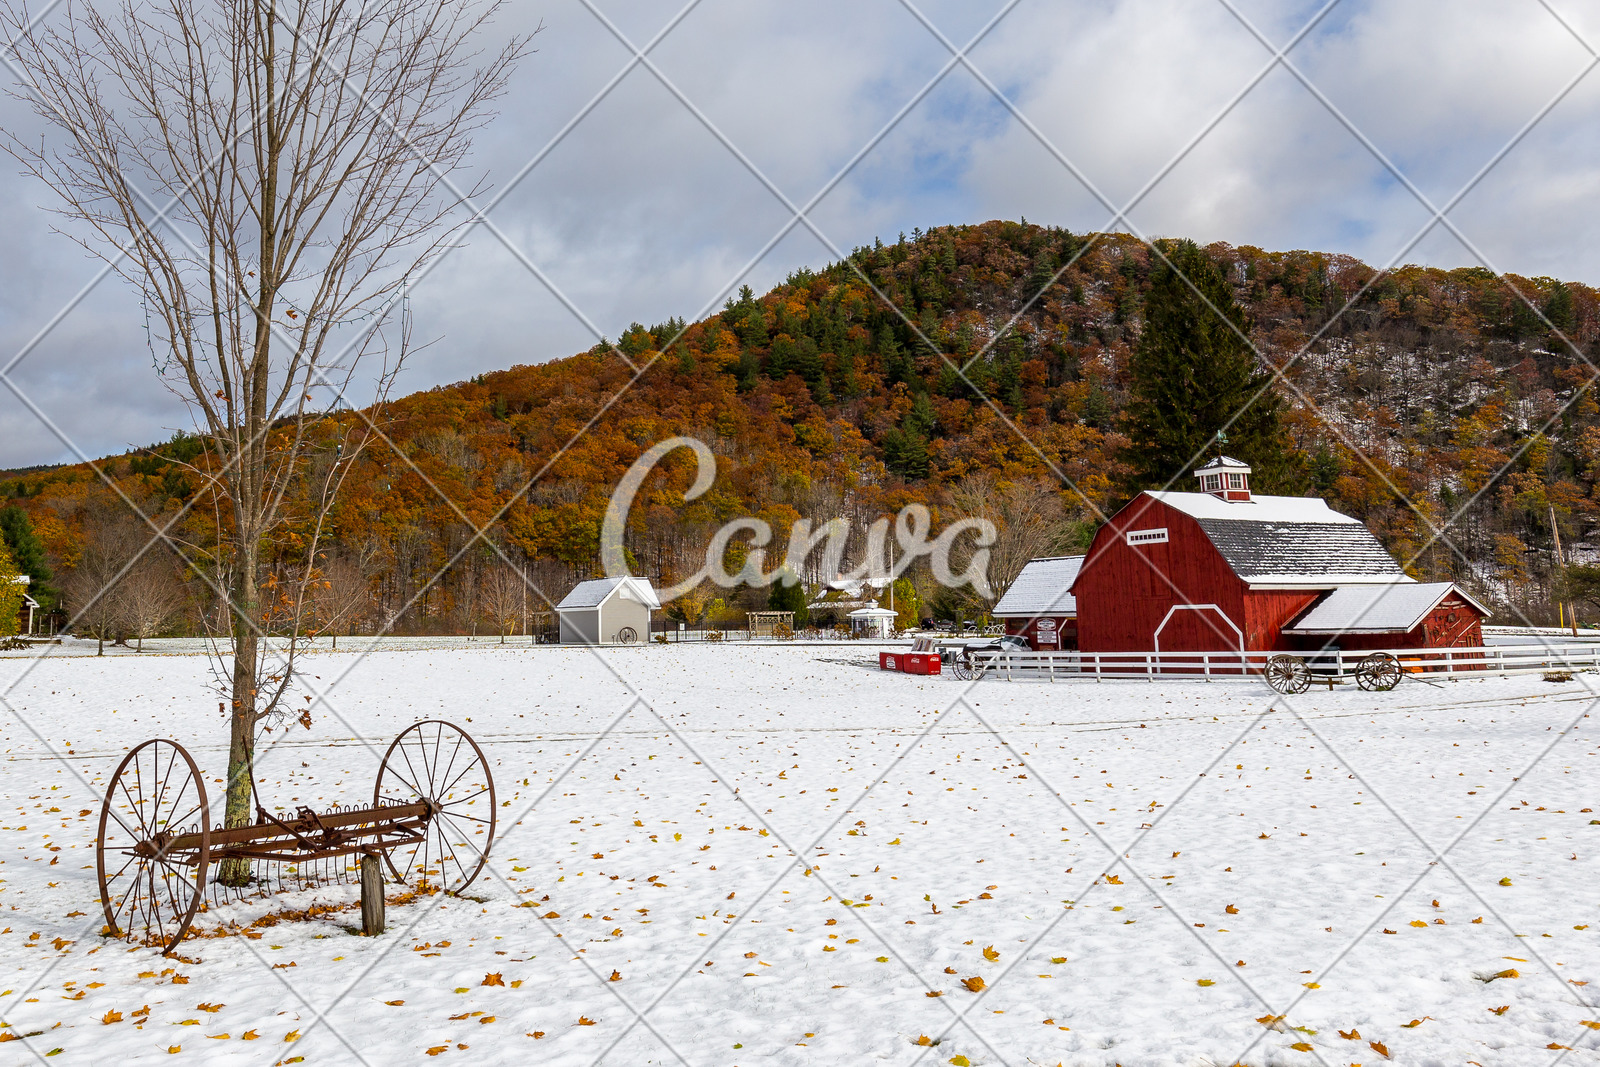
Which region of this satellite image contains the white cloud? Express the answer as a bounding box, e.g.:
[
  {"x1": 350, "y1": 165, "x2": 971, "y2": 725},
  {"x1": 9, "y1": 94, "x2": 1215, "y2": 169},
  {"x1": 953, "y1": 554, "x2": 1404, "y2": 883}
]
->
[{"x1": 1, "y1": 0, "x2": 1596, "y2": 468}]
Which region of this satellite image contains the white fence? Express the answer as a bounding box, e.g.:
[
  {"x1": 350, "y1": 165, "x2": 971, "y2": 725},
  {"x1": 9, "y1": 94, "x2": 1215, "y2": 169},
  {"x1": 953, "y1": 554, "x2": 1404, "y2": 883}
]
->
[{"x1": 966, "y1": 642, "x2": 1600, "y2": 682}]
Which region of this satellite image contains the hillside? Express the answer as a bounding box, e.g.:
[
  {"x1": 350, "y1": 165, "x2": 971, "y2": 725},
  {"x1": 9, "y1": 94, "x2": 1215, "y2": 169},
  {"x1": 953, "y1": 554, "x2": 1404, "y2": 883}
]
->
[{"x1": 4, "y1": 220, "x2": 1598, "y2": 632}]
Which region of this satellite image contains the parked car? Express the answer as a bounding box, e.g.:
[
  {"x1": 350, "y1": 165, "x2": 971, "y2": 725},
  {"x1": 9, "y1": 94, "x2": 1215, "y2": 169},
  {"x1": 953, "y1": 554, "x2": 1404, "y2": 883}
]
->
[{"x1": 960, "y1": 633, "x2": 1030, "y2": 656}]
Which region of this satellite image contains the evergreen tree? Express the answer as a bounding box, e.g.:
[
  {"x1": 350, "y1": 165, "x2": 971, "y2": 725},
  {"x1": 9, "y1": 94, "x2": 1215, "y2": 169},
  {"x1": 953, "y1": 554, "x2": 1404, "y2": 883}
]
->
[
  {"x1": 1124, "y1": 239, "x2": 1296, "y2": 491},
  {"x1": 0, "y1": 506, "x2": 53, "y2": 610},
  {"x1": 767, "y1": 568, "x2": 809, "y2": 626},
  {"x1": 881, "y1": 429, "x2": 929, "y2": 480}
]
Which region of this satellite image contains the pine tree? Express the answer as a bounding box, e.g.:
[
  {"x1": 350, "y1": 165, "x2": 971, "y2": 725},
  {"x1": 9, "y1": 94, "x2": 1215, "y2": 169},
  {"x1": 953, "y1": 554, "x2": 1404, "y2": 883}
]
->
[
  {"x1": 767, "y1": 568, "x2": 809, "y2": 626},
  {"x1": 1124, "y1": 240, "x2": 1297, "y2": 491}
]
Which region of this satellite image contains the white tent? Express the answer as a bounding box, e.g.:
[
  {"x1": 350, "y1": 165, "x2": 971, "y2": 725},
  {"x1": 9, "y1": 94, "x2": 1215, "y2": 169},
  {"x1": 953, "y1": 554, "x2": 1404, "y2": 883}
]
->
[
  {"x1": 556, "y1": 577, "x2": 660, "y2": 645},
  {"x1": 847, "y1": 606, "x2": 897, "y2": 638}
]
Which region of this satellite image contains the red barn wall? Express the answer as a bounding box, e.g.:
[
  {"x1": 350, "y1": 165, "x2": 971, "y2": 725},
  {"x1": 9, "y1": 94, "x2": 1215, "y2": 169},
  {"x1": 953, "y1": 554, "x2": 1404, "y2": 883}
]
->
[
  {"x1": 1003, "y1": 615, "x2": 1078, "y2": 649},
  {"x1": 1076, "y1": 495, "x2": 1278, "y2": 653}
]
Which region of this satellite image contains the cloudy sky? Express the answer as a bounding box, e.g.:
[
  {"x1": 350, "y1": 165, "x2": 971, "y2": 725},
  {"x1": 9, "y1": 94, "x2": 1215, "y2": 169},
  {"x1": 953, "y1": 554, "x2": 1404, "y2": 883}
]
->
[{"x1": 0, "y1": 0, "x2": 1597, "y2": 469}]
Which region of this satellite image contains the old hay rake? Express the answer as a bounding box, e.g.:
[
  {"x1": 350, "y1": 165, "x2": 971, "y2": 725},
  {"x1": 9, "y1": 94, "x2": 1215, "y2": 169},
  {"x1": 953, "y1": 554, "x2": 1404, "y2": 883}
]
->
[{"x1": 96, "y1": 720, "x2": 495, "y2": 954}]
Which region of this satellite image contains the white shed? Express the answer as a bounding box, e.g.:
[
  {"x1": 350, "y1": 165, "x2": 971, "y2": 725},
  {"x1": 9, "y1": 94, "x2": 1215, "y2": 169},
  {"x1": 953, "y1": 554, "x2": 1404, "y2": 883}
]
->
[
  {"x1": 557, "y1": 577, "x2": 660, "y2": 645},
  {"x1": 847, "y1": 606, "x2": 897, "y2": 638}
]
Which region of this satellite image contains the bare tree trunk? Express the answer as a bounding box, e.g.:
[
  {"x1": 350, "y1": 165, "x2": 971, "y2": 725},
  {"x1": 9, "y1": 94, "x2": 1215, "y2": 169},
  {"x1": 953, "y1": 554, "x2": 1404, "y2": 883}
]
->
[{"x1": 5, "y1": 0, "x2": 530, "y2": 891}]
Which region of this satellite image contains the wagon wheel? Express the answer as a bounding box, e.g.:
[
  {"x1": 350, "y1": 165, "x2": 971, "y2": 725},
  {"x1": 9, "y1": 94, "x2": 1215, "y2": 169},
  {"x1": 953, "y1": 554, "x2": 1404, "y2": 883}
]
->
[
  {"x1": 375, "y1": 721, "x2": 496, "y2": 894},
  {"x1": 1264, "y1": 654, "x2": 1311, "y2": 695},
  {"x1": 615, "y1": 626, "x2": 638, "y2": 645},
  {"x1": 949, "y1": 653, "x2": 975, "y2": 681},
  {"x1": 97, "y1": 739, "x2": 210, "y2": 954},
  {"x1": 1356, "y1": 652, "x2": 1402, "y2": 692}
]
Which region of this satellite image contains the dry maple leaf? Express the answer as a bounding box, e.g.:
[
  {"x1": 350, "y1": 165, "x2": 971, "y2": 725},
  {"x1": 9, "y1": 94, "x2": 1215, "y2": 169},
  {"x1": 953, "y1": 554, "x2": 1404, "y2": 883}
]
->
[
  {"x1": 1225, "y1": 904, "x2": 1239, "y2": 914},
  {"x1": 1370, "y1": 1039, "x2": 1391, "y2": 1058},
  {"x1": 925, "y1": 991, "x2": 944, "y2": 998},
  {"x1": 482, "y1": 973, "x2": 505, "y2": 987},
  {"x1": 101, "y1": 1010, "x2": 123, "y2": 1025},
  {"x1": 914, "y1": 1035, "x2": 933, "y2": 1046},
  {"x1": 529, "y1": 1031, "x2": 545, "y2": 1039},
  {"x1": 1338, "y1": 1029, "x2": 1360, "y2": 1040},
  {"x1": 425, "y1": 1046, "x2": 448, "y2": 1057},
  {"x1": 1290, "y1": 1042, "x2": 1313, "y2": 1052},
  {"x1": 982, "y1": 946, "x2": 999, "y2": 962},
  {"x1": 197, "y1": 1003, "x2": 223, "y2": 1013},
  {"x1": 609, "y1": 971, "x2": 622, "y2": 982},
  {"x1": 944, "y1": 966, "x2": 958, "y2": 974},
  {"x1": 962, "y1": 976, "x2": 986, "y2": 993},
  {"x1": 241, "y1": 1030, "x2": 258, "y2": 1040},
  {"x1": 285, "y1": 1030, "x2": 300, "y2": 1042},
  {"x1": 577, "y1": 1016, "x2": 596, "y2": 1026},
  {"x1": 386, "y1": 1000, "x2": 404, "y2": 1007},
  {"x1": 1488, "y1": 1006, "x2": 1510, "y2": 1015}
]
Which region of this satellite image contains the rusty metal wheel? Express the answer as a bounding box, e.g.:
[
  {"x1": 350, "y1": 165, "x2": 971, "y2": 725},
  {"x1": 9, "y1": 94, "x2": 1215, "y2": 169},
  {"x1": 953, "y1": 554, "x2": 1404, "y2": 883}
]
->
[
  {"x1": 1264, "y1": 654, "x2": 1311, "y2": 694},
  {"x1": 1356, "y1": 652, "x2": 1402, "y2": 692},
  {"x1": 374, "y1": 721, "x2": 495, "y2": 894},
  {"x1": 97, "y1": 739, "x2": 210, "y2": 954}
]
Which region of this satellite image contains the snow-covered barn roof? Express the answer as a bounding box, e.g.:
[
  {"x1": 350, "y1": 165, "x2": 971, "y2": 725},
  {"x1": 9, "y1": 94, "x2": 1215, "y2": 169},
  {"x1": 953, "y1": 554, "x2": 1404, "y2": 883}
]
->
[
  {"x1": 1148, "y1": 491, "x2": 1411, "y2": 587},
  {"x1": 556, "y1": 576, "x2": 661, "y2": 611},
  {"x1": 1282, "y1": 582, "x2": 1490, "y2": 635},
  {"x1": 992, "y1": 556, "x2": 1083, "y2": 617}
]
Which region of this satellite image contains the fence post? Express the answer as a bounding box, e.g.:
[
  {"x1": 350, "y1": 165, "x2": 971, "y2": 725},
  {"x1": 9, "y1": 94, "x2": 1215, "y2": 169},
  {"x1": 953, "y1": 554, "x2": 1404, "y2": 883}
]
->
[{"x1": 361, "y1": 852, "x2": 385, "y2": 935}]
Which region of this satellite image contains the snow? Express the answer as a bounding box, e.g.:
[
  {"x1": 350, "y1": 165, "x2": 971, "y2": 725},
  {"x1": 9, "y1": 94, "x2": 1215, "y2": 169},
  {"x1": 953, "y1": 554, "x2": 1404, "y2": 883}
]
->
[
  {"x1": 2, "y1": 643, "x2": 1599, "y2": 1065},
  {"x1": 1149, "y1": 491, "x2": 1365, "y2": 525},
  {"x1": 556, "y1": 577, "x2": 661, "y2": 610},
  {"x1": 992, "y1": 557, "x2": 1083, "y2": 618},
  {"x1": 1284, "y1": 583, "x2": 1467, "y2": 635}
]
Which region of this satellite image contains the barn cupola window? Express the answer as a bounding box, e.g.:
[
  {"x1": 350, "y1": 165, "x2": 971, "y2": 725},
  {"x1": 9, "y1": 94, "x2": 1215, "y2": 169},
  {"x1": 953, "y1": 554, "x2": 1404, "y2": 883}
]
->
[{"x1": 1194, "y1": 455, "x2": 1252, "y2": 502}]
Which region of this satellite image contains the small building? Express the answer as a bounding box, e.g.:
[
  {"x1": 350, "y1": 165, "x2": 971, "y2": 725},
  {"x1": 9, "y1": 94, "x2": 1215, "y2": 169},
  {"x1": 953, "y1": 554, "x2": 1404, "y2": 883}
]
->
[
  {"x1": 10, "y1": 576, "x2": 33, "y2": 637},
  {"x1": 847, "y1": 606, "x2": 898, "y2": 638},
  {"x1": 747, "y1": 610, "x2": 794, "y2": 637},
  {"x1": 991, "y1": 556, "x2": 1084, "y2": 650},
  {"x1": 556, "y1": 576, "x2": 660, "y2": 645},
  {"x1": 1072, "y1": 458, "x2": 1489, "y2": 654}
]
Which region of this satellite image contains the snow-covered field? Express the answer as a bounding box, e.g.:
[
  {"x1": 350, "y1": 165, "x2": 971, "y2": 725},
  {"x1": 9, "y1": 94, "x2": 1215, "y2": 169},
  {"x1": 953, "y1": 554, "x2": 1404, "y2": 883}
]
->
[{"x1": 2, "y1": 644, "x2": 1599, "y2": 1066}]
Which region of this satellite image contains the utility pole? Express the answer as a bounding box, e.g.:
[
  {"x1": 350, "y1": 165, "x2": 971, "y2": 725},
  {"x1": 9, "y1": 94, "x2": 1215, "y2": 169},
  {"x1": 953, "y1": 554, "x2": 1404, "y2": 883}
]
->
[{"x1": 1552, "y1": 504, "x2": 1577, "y2": 636}]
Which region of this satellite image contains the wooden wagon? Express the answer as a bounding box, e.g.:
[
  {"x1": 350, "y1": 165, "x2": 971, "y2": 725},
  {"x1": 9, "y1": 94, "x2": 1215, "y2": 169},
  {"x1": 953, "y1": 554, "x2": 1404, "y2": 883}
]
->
[
  {"x1": 96, "y1": 720, "x2": 495, "y2": 954},
  {"x1": 1263, "y1": 651, "x2": 1403, "y2": 694}
]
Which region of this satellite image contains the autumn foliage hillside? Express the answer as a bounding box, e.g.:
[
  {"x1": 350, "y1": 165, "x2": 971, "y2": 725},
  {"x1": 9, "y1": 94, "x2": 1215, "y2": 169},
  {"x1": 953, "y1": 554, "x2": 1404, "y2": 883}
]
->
[{"x1": 5, "y1": 220, "x2": 1598, "y2": 632}]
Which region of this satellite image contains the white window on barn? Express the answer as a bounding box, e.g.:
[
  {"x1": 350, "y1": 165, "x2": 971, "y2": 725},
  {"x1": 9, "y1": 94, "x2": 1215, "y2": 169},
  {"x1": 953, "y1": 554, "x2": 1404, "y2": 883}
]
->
[
  {"x1": 1202, "y1": 474, "x2": 1220, "y2": 492},
  {"x1": 1228, "y1": 472, "x2": 1243, "y2": 489},
  {"x1": 1125, "y1": 527, "x2": 1169, "y2": 546}
]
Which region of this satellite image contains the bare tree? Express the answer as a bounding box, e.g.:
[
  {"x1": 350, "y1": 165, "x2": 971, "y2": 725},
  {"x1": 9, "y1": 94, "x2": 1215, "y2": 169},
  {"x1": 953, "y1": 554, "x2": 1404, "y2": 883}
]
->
[
  {"x1": 5, "y1": 0, "x2": 529, "y2": 881},
  {"x1": 478, "y1": 559, "x2": 522, "y2": 643},
  {"x1": 307, "y1": 549, "x2": 373, "y2": 650},
  {"x1": 60, "y1": 507, "x2": 141, "y2": 656},
  {"x1": 116, "y1": 553, "x2": 188, "y2": 651},
  {"x1": 948, "y1": 474, "x2": 1079, "y2": 615}
]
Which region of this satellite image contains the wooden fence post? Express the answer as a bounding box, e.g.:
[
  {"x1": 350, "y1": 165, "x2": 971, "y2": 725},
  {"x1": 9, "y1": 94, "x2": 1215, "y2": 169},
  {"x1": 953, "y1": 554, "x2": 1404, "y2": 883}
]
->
[{"x1": 361, "y1": 853, "x2": 385, "y2": 936}]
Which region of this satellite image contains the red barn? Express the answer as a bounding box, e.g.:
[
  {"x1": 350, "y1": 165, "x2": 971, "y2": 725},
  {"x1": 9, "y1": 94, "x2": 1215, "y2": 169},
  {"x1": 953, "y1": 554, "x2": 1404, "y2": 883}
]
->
[
  {"x1": 1071, "y1": 457, "x2": 1489, "y2": 655},
  {"x1": 992, "y1": 555, "x2": 1083, "y2": 650}
]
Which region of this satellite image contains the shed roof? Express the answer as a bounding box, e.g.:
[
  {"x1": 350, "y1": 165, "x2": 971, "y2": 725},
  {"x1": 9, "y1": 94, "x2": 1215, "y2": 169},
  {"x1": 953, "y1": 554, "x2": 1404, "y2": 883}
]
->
[
  {"x1": 556, "y1": 576, "x2": 661, "y2": 611},
  {"x1": 992, "y1": 555, "x2": 1083, "y2": 617},
  {"x1": 847, "y1": 606, "x2": 897, "y2": 618},
  {"x1": 1147, "y1": 491, "x2": 1410, "y2": 587},
  {"x1": 1282, "y1": 582, "x2": 1490, "y2": 635}
]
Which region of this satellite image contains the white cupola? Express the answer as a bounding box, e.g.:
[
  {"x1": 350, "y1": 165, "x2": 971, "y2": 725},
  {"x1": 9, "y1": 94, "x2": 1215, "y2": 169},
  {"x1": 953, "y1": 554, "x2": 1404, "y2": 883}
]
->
[{"x1": 1194, "y1": 455, "x2": 1252, "y2": 502}]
